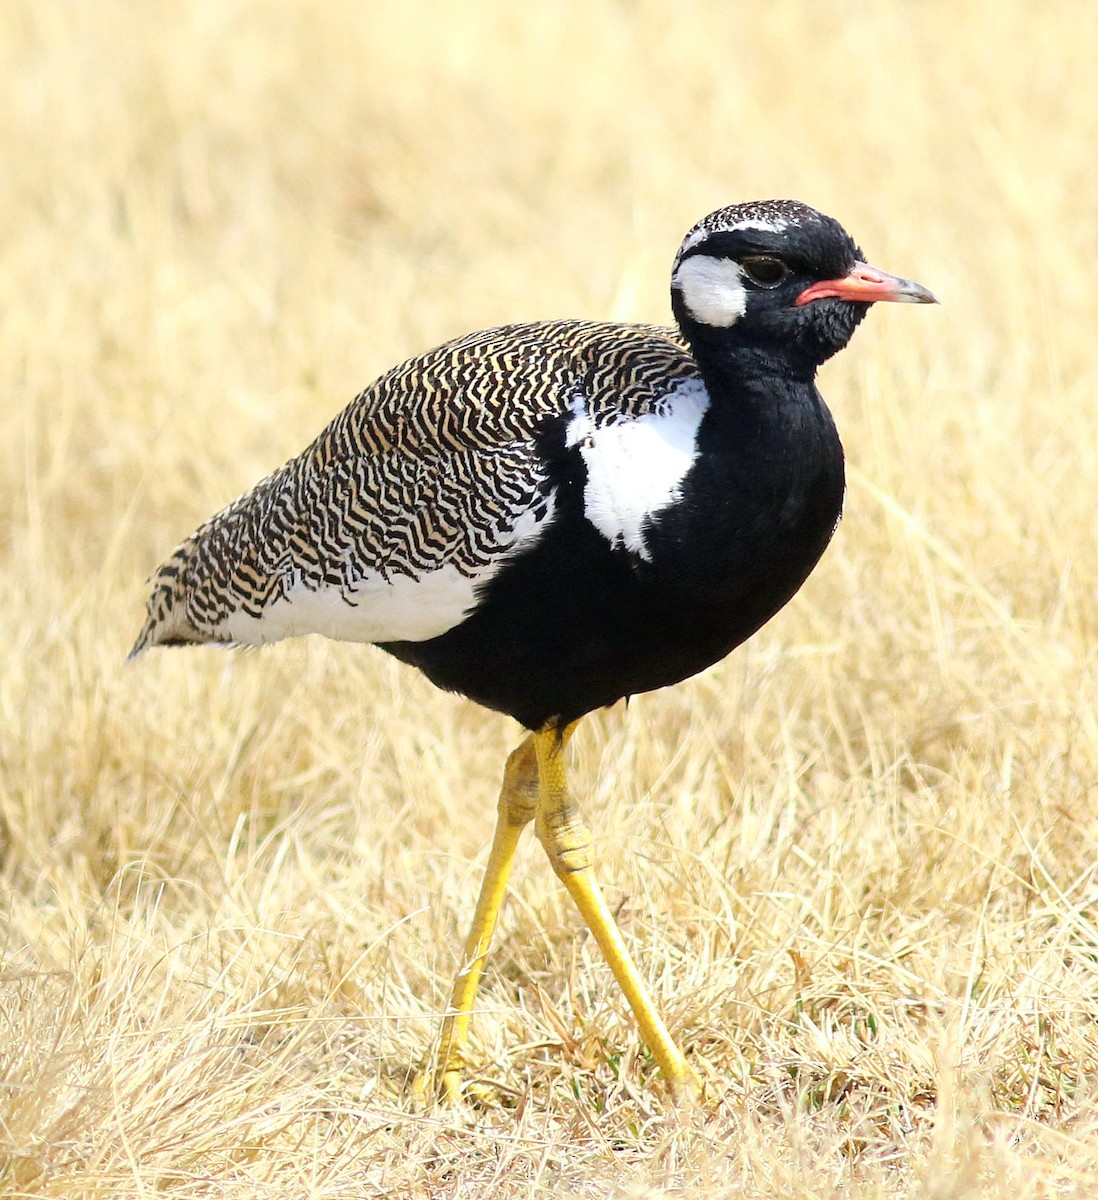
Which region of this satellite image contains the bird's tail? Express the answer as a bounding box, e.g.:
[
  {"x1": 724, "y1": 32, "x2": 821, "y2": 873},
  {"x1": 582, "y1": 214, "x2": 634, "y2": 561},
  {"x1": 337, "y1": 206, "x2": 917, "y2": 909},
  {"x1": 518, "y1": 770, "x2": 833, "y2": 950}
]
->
[{"x1": 127, "y1": 534, "x2": 211, "y2": 659}]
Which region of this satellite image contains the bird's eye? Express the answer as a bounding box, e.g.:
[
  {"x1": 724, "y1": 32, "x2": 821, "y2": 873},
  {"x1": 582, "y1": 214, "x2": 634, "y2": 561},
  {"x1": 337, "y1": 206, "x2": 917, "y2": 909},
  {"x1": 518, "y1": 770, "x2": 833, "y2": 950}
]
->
[{"x1": 741, "y1": 256, "x2": 790, "y2": 288}]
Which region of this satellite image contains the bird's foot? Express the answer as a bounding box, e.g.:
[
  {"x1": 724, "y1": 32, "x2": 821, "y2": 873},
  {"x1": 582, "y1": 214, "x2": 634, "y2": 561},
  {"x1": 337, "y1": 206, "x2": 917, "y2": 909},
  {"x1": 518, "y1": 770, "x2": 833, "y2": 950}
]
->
[
  {"x1": 666, "y1": 1060, "x2": 703, "y2": 1106},
  {"x1": 410, "y1": 1053, "x2": 505, "y2": 1109}
]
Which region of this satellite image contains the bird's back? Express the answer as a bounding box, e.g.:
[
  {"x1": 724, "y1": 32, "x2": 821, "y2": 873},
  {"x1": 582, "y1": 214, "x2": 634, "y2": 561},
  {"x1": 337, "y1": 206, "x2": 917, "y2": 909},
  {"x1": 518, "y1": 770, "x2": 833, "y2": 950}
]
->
[{"x1": 130, "y1": 319, "x2": 698, "y2": 658}]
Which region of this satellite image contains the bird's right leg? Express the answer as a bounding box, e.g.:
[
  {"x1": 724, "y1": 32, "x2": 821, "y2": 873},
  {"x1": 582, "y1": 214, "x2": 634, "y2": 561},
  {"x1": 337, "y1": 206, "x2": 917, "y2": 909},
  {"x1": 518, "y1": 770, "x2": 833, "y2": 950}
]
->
[
  {"x1": 532, "y1": 724, "x2": 694, "y2": 1099},
  {"x1": 434, "y1": 734, "x2": 539, "y2": 1102}
]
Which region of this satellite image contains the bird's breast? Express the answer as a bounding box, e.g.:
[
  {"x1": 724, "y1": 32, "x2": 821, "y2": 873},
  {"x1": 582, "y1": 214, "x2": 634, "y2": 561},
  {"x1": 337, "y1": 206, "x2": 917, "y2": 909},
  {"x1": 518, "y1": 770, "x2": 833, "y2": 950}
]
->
[
  {"x1": 637, "y1": 388, "x2": 846, "y2": 610},
  {"x1": 554, "y1": 378, "x2": 844, "y2": 609}
]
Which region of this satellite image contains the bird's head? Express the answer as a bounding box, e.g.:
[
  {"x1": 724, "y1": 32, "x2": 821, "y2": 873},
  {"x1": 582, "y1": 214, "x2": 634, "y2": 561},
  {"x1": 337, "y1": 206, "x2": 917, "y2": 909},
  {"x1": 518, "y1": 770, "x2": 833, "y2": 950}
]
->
[{"x1": 670, "y1": 200, "x2": 937, "y2": 376}]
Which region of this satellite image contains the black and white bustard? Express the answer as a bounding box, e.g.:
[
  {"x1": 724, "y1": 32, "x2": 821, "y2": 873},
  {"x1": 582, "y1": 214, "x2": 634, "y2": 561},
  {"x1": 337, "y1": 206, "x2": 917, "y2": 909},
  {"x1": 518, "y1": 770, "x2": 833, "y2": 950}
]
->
[{"x1": 132, "y1": 200, "x2": 936, "y2": 1099}]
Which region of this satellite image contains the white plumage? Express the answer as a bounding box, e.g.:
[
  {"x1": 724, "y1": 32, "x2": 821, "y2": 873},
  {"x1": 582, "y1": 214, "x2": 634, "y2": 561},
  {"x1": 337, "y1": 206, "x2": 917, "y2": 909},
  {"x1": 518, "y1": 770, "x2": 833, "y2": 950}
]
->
[
  {"x1": 671, "y1": 255, "x2": 748, "y2": 328},
  {"x1": 221, "y1": 503, "x2": 558, "y2": 646},
  {"x1": 566, "y1": 379, "x2": 710, "y2": 560}
]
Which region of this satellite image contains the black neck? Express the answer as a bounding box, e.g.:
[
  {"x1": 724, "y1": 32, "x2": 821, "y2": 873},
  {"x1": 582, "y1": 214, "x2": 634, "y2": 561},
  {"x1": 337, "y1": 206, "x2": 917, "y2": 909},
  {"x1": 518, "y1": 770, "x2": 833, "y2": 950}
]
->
[
  {"x1": 682, "y1": 333, "x2": 821, "y2": 447},
  {"x1": 682, "y1": 325, "x2": 818, "y2": 393}
]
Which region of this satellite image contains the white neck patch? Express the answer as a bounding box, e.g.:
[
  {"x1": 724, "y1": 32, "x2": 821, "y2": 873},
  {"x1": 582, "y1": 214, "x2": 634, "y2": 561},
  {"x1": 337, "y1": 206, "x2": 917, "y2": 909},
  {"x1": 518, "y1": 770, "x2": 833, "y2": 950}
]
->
[
  {"x1": 672, "y1": 255, "x2": 747, "y2": 328},
  {"x1": 565, "y1": 379, "x2": 711, "y2": 560}
]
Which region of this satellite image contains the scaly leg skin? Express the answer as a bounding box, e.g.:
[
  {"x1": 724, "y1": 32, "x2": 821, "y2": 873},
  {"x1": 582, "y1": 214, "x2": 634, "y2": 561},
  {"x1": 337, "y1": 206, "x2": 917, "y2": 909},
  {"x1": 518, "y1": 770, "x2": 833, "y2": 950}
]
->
[
  {"x1": 434, "y1": 734, "x2": 539, "y2": 1102},
  {"x1": 533, "y1": 724, "x2": 697, "y2": 1100}
]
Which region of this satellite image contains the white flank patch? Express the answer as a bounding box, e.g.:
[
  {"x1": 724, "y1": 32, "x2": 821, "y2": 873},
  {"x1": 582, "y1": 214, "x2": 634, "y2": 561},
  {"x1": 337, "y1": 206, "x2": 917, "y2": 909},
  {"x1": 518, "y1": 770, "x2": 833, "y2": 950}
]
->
[
  {"x1": 566, "y1": 379, "x2": 710, "y2": 560},
  {"x1": 223, "y1": 503, "x2": 555, "y2": 646},
  {"x1": 672, "y1": 255, "x2": 747, "y2": 328}
]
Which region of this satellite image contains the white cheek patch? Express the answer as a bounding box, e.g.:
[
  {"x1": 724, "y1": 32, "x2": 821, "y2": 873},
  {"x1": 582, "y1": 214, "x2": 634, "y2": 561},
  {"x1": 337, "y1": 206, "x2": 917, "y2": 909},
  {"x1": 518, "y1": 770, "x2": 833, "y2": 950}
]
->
[
  {"x1": 566, "y1": 380, "x2": 710, "y2": 560},
  {"x1": 672, "y1": 255, "x2": 747, "y2": 328}
]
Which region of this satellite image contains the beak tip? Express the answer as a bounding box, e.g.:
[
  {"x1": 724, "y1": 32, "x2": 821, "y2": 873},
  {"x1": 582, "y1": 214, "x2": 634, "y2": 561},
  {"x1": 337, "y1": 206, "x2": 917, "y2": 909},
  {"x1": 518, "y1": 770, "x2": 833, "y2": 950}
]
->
[{"x1": 888, "y1": 276, "x2": 939, "y2": 305}]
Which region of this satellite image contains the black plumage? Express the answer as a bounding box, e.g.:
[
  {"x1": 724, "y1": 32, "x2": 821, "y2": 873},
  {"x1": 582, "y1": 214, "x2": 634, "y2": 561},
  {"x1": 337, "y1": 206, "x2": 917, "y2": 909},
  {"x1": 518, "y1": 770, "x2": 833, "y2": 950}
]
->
[{"x1": 133, "y1": 200, "x2": 936, "y2": 1097}]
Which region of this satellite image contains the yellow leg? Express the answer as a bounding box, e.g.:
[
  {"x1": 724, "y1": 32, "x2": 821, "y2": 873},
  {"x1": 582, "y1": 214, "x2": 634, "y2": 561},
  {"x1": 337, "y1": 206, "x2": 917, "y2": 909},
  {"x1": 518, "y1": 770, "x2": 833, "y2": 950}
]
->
[
  {"x1": 533, "y1": 725, "x2": 694, "y2": 1098},
  {"x1": 435, "y1": 734, "x2": 539, "y2": 1101}
]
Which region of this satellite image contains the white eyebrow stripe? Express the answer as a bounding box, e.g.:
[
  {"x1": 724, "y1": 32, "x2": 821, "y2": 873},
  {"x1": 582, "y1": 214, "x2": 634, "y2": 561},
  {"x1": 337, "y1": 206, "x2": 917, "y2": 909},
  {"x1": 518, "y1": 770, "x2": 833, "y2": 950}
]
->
[{"x1": 676, "y1": 215, "x2": 791, "y2": 258}]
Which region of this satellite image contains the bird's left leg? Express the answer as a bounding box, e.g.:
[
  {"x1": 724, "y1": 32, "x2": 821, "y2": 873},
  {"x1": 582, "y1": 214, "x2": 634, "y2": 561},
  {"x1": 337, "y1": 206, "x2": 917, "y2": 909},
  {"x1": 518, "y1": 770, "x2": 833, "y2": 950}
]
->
[
  {"x1": 533, "y1": 724, "x2": 694, "y2": 1099},
  {"x1": 434, "y1": 733, "x2": 539, "y2": 1102}
]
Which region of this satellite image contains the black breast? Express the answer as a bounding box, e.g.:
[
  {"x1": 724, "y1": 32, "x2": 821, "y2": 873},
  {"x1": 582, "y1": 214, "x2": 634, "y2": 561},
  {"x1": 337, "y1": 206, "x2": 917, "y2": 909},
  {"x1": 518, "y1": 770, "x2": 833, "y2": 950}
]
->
[{"x1": 380, "y1": 379, "x2": 845, "y2": 731}]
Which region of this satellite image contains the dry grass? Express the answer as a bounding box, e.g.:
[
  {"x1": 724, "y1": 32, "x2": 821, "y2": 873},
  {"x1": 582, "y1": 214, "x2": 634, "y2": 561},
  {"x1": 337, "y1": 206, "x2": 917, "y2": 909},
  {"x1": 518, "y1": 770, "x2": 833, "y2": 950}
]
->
[{"x1": 2, "y1": 0, "x2": 1097, "y2": 1194}]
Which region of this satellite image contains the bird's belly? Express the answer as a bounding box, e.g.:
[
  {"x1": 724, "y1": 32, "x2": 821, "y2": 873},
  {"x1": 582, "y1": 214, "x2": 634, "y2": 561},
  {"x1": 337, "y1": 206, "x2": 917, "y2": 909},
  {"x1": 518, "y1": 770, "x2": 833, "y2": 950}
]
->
[{"x1": 379, "y1": 476, "x2": 841, "y2": 730}]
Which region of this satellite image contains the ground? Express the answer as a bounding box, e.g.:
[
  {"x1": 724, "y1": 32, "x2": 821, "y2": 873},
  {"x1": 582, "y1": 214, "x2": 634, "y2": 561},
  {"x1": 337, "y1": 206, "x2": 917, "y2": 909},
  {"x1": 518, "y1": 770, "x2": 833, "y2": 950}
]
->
[{"x1": 2, "y1": 1, "x2": 1098, "y2": 1195}]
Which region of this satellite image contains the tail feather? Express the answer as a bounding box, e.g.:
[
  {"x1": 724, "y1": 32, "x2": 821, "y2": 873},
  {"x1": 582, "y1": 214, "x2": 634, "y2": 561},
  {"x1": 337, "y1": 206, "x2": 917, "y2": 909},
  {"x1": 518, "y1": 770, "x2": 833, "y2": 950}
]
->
[
  {"x1": 129, "y1": 474, "x2": 287, "y2": 659},
  {"x1": 128, "y1": 534, "x2": 215, "y2": 659}
]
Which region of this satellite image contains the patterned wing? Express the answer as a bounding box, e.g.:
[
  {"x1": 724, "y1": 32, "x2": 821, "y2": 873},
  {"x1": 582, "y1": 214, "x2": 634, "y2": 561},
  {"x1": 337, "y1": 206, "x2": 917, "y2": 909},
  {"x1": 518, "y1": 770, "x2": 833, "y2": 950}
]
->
[{"x1": 130, "y1": 320, "x2": 697, "y2": 655}]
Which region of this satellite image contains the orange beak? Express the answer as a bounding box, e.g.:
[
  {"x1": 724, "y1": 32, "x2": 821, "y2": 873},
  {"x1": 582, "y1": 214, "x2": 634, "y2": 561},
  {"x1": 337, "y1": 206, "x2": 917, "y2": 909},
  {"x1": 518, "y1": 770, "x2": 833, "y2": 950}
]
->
[{"x1": 795, "y1": 262, "x2": 938, "y2": 306}]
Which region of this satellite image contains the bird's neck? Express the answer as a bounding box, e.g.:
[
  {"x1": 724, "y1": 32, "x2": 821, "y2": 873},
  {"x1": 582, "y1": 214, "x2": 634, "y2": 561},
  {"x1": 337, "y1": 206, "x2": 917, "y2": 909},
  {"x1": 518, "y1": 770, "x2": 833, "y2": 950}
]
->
[
  {"x1": 686, "y1": 337, "x2": 822, "y2": 439},
  {"x1": 691, "y1": 333, "x2": 815, "y2": 389}
]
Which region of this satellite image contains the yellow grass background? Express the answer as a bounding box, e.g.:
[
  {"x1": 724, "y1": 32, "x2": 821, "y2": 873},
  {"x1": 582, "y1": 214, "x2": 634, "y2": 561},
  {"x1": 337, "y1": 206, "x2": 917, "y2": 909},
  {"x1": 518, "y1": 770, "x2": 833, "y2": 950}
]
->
[{"x1": 3, "y1": 1, "x2": 1097, "y2": 1195}]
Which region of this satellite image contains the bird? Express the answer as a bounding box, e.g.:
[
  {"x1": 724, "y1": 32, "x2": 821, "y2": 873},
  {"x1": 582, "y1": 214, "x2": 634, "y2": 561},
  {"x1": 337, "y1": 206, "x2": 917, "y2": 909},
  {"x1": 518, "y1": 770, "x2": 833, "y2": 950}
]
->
[{"x1": 131, "y1": 199, "x2": 936, "y2": 1101}]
